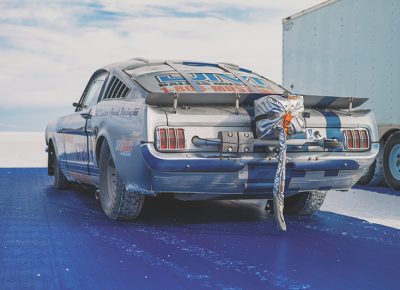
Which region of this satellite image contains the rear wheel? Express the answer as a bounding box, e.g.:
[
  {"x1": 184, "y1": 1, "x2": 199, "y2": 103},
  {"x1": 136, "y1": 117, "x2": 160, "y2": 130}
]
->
[
  {"x1": 364, "y1": 140, "x2": 385, "y2": 186},
  {"x1": 283, "y1": 191, "x2": 326, "y2": 216},
  {"x1": 357, "y1": 159, "x2": 376, "y2": 185},
  {"x1": 99, "y1": 141, "x2": 144, "y2": 220},
  {"x1": 383, "y1": 132, "x2": 400, "y2": 190}
]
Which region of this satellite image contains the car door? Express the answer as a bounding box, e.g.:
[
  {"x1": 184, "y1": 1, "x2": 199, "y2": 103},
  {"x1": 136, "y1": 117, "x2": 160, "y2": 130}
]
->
[{"x1": 63, "y1": 71, "x2": 107, "y2": 178}]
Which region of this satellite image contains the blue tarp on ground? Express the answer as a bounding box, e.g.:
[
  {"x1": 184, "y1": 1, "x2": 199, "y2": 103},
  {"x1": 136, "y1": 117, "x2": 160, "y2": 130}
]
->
[{"x1": 0, "y1": 168, "x2": 399, "y2": 290}]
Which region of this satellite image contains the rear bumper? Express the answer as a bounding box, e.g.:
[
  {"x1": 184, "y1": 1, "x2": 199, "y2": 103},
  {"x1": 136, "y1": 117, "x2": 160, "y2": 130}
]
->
[{"x1": 141, "y1": 143, "x2": 379, "y2": 196}]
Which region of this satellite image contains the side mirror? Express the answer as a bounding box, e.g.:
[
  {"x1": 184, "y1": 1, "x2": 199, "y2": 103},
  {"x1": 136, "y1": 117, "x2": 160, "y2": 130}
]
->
[{"x1": 72, "y1": 102, "x2": 81, "y2": 108}]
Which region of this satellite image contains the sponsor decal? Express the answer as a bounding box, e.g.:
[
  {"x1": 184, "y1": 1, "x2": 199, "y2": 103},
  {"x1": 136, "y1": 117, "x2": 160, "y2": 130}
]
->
[
  {"x1": 115, "y1": 136, "x2": 134, "y2": 157},
  {"x1": 155, "y1": 73, "x2": 275, "y2": 94},
  {"x1": 95, "y1": 107, "x2": 139, "y2": 118}
]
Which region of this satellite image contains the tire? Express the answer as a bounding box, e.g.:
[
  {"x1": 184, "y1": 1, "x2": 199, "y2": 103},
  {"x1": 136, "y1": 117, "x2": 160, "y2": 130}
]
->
[
  {"x1": 383, "y1": 132, "x2": 400, "y2": 191},
  {"x1": 357, "y1": 159, "x2": 376, "y2": 185},
  {"x1": 366, "y1": 139, "x2": 385, "y2": 186},
  {"x1": 53, "y1": 153, "x2": 69, "y2": 189},
  {"x1": 283, "y1": 191, "x2": 327, "y2": 216},
  {"x1": 99, "y1": 141, "x2": 144, "y2": 220}
]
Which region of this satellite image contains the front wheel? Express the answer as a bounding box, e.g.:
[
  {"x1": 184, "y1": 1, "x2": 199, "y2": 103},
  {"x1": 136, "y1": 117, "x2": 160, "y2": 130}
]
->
[
  {"x1": 383, "y1": 132, "x2": 400, "y2": 190},
  {"x1": 283, "y1": 191, "x2": 327, "y2": 216},
  {"x1": 53, "y1": 152, "x2": 69, "y2": 189},
  {"x1": 99, "y1": 141, "x2": 144, "y2": 220}
]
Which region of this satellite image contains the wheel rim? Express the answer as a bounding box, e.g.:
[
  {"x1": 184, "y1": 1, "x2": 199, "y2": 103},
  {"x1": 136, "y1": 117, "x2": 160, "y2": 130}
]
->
[
  {"x1": 388, "y1": 144, "x2": 400, "y2": 181},
  {"x1": 104, "y1": 157, "x2": 117, "y2": 208}
]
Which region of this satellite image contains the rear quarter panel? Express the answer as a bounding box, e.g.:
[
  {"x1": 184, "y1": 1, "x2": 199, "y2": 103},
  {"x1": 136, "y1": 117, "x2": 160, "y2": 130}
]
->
[{"x1": 92, "y1": 99, "x2": 166, "y2": 193}]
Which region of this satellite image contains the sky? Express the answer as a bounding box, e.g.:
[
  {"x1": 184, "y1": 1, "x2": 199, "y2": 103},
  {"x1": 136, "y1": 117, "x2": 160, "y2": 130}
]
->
[{"x1": 0, "y1": 0, "x2": 323, "y2": 131}]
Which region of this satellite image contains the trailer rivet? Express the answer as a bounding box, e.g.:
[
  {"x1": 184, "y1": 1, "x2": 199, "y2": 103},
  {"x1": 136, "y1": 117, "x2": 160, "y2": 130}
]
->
[
  {"x1": 228, "y1": 132, "x2": 233, "y2": 137},
  {"x1": 228, "y1": 146, "x2": 233, "y2": 152},
  {"x1": 244, "y1": 147, "x2": 249, "y2": 152},
  {"x1": 185, "y1": 164, "x2": 190, "y2": 169},
  {"x1": 244, "y1": 133, "x2": 249, "y2": 137}
]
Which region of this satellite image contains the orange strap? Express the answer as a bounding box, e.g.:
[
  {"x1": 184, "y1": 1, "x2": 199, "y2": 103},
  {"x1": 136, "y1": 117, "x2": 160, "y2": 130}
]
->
[{"x1": 282, "y1": 112, "x2": 293, "y2": 135}]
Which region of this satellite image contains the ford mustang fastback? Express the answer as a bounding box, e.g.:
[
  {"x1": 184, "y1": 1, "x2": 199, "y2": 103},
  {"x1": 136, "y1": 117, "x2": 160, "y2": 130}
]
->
[{"x1": 45, "y1": 58, "x2": 379, "y2": 221}]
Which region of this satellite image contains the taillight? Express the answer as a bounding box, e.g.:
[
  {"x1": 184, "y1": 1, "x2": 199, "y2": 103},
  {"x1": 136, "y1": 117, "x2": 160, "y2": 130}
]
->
[
  {"x1": 159, "y1": 128, "x2": 167, "y2": 150},
  {"x1": 176, "y1": 128, "x2": 185, "y2": 149},
  {"x1": 342, "y1": 129, "x2": 369, "y2": 150},
  {"x1": 168, "y1": 128, "x2": 176, "y2": 149},
  {"x1": 156, "y1": 127, "x2": 186, "y2": 151}
]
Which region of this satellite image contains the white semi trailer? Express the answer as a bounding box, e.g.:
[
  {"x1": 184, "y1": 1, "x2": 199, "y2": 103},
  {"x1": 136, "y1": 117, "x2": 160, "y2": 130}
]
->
[{"x1": 282, "y1": 0, "x2": 400, "y2": 190}]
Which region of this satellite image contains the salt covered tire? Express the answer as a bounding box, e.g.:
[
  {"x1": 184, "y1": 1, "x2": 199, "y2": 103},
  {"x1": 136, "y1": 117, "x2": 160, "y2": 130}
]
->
[
  {"x1": 357, "y1": 160, "x2": 376, "y2": 185},
  {"x1": 283, "y1": 191, "x2": 326, "y2": 216},
  {"x1": 53, "y1": 153, "x2": 69, "y2": 189},
  {"x1": 99, "y1": 141, "x2": 144, "y2": 220},
  {"x1": 383, "y1": 132, "x2": 400, "y2": 191}
]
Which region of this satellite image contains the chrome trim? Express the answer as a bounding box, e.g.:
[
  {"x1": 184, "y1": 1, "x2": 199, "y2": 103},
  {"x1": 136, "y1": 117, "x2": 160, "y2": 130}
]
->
[{"x1": 341, "y1": 128, "x2": 370, "y2": 151}]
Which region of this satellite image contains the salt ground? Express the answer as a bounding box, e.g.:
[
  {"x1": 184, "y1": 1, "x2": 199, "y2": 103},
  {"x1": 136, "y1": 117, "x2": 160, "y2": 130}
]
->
[{"x1": 0, "y1": 132, "x2": 399, "y2": 229}]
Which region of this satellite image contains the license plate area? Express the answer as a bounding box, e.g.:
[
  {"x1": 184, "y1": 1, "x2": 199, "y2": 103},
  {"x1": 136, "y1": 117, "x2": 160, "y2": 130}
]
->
[{"x1": 218, "y1": 131, "x2": 254, "y2": 153}]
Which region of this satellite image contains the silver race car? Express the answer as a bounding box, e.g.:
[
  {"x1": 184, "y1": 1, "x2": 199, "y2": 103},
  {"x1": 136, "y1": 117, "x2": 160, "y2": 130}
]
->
[{"x1": 45, "y1": 58, "x2": 378, "y2": 220}]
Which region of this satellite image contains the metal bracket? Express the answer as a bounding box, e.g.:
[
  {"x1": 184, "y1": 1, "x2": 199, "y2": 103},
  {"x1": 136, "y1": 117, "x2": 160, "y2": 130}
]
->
[
  {"x1": 348, "y1": 97, "x2": 354, "y2": 114},
  {"x1": 173, "y1": 92, "x2": 179, "y2": 114},
  {"x1": 235, "y1": 93, "x2": 240, "y2": 115}
]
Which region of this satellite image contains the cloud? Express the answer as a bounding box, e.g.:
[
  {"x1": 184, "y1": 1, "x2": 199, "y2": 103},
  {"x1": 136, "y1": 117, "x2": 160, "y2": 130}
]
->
[{"x1": 0, "y1": 0, "x2": 322, "y2": 111}]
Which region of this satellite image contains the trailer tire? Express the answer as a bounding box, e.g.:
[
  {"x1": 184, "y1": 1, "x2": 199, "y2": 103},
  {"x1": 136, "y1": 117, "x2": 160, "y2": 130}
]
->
[
  {"x1": 99, "y1": 141, "x2": 144, "y2": 220},
  {"x1": 383, "y1": 132, "x2": 400, "y2": 190},
  {"x1": 283, "y1": 191, "x2": 326, "y2": 216},
  {"x1": 53, "y1": 154, "x2": 69, "y2": 189}
]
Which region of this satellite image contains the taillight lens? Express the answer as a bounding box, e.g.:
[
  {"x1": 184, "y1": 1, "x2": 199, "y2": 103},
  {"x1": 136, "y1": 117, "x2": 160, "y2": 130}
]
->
[
  {"x1": 176, "y1": 128, "x2": 185, "y2": 149},
  {"x1": 159, "y1": 128, "x2": 168, "y2": 150},
  {"x1": 156, "y1": 127, "x2": 185, "y2": 151},
  {"x1": 168, "y1": 128, "x2": 176, "y2": 149},
  {"x1": 342, "y1": 129, "x2": 369, "y2": 150}
]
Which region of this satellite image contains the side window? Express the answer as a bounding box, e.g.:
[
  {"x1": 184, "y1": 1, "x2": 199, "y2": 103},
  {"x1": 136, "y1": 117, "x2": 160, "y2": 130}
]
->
[
  {"x1": 103, "y1": 76, "x2": 130, "y2": 100},
  {"x1": 82, "y1": 72, "x2": 107, "y2": 109}
]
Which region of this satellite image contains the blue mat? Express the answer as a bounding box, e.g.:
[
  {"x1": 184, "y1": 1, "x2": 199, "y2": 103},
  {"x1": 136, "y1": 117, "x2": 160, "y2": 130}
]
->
[{"x1": 0, "y1": 168, "x2": 399, "y2": 290}]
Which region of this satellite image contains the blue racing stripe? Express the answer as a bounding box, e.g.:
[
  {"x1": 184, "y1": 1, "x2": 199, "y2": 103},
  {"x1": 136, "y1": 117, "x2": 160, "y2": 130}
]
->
[{"x1": 321, "y1": 110, "x2": 343, "y2": 151}]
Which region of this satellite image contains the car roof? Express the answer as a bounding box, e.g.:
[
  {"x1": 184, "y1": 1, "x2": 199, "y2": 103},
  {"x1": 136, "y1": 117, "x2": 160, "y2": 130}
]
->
[{"x1": 102, "y1": 58, "x2": 252, "y2": 75}]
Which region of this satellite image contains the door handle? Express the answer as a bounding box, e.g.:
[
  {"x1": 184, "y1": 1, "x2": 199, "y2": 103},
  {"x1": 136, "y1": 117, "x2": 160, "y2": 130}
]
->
[{"x1": 80, "y1": 112, "x2": 92, "y2": 119}]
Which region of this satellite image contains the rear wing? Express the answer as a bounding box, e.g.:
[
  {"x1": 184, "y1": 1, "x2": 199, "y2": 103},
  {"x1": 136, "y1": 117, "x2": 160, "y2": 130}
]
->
[
  {"x1": 302, "y1": 95, "x2": 368, "y2": 110},
  {"x1": 145, "y1": 92, "x2": 368, "y2": 110}
]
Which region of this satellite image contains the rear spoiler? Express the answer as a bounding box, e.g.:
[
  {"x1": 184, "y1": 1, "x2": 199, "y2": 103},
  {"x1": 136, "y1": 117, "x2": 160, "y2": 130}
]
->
[
  {"x1": 302, "y1": 95, "x2": 368, "y2": 110},
  {"x1": 145, "y1": 92, "x2": 368, "y2": 110}
]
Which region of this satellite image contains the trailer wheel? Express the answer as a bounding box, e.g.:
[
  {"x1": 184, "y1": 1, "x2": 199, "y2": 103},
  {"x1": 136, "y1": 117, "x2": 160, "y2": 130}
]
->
[
  {"x1": 53, "y1": 153, "x2": 69, "y2": 189},
  {"x1": 99, "y1": 141, "x2": 144, "y2": 220},
  {"x1": 383, "y1": 132, "x2": 400, "y2": 190},
  {"x1": 283, "y1": 191, "x2": 327, "y2": 216}
]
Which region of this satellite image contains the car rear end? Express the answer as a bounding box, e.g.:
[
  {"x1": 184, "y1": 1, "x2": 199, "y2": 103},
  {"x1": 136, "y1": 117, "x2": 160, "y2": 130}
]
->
[
  {"x1": 125, "y1": 61, "x2": 379, "y2": 200},
  {"x1": 143, "y1": 106, "x2": 377, "y2": 199}
]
